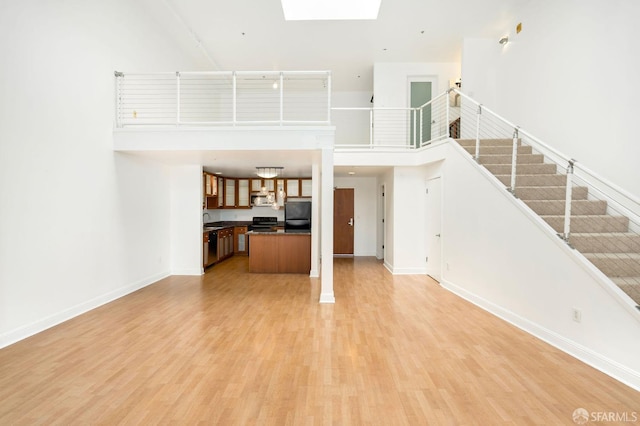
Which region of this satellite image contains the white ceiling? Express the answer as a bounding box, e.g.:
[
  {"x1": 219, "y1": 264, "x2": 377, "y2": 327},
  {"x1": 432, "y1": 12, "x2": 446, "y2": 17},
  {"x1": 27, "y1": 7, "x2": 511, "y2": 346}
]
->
[
  {"x1": 143, "y1": 0, "x2": 525, "y2": 177},
  {"x1": 159, "y1": 0, "x2": 524, "y2": 91}
]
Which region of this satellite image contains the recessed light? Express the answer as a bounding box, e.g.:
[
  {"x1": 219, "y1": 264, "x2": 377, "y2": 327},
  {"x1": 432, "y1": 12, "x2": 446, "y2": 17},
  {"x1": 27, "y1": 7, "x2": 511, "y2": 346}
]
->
[
  {"x1": 348, "y1": 171, "x2": 356, "y2": 175},
  {"x1": 215, "y1": 172, "x2": 223, "y2": 175}
]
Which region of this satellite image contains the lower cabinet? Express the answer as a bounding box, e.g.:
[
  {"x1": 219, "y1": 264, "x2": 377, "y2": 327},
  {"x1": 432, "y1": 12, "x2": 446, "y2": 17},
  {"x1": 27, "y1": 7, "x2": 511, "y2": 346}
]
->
[
  {"x1": 234, "y1": 226, "x2": 248, "y2": 255},
  {"x1": 216, "y1": 228, "x2": 235, "y2": 262},
  {"x1": 248, "y1": 233, "x2": 311, "y2": 274}
]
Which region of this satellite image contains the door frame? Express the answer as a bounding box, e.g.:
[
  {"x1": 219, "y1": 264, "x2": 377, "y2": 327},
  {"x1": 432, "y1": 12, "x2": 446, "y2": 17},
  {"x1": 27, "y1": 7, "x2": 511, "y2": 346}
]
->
[
  {"x1": 425, "y1": 176, "x2": 442, "y2": 282},
  {"x1": 407, "y1": 76, "x2": 438, "y2": 147},
  {"x1": 333, "y1": 187, "x2": 355, "y2": 256}
]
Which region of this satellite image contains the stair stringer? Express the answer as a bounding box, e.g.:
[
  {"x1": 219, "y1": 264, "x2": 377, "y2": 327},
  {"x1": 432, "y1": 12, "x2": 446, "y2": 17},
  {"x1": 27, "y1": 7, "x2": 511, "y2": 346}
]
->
[{"x1": 439, "y1": 139, "x2": 640, "y2": 391}]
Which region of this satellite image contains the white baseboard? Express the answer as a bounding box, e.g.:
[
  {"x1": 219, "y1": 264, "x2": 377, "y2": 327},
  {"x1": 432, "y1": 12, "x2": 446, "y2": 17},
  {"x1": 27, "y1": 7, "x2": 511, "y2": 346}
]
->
[
  {"x1": 0, "y1": 270, "x2": 170, "y2": 349},
  {"x1": 391, "y1": 266, "x2": 428, "y2": 275},
  {"x1": 319, "y1": 292, "x2": 335, "y2": 303},
  {"x1": 170, "y1": 268, "x2": 203, "y2": 276},
  {"x1": 441, "y1": 278, "x2": 640, "y2": 392},
  {"x1": 309, "y1": 268, "x2": 320, "y2": 278}
]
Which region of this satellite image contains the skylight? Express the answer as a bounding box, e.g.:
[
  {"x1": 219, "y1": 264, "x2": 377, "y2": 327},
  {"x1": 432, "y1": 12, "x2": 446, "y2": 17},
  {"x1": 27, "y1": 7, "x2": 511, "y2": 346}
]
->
[{"x1": 281, "y1": 0, "x2": 381, "y2": 21}]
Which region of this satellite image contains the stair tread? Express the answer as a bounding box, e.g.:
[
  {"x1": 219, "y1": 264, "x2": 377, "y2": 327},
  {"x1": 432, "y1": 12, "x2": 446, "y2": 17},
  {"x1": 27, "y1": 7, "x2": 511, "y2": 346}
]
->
[
  {"x1": 525, "y1": 200, "x2": 603, "y2": 205},
  {"x1": 612, "y1": 277, "x2": 640, "y2": 285},
  {"x1": 584, "y1": 253, "x2": 640, "y2": 260},
  {"x1": 516, "y1": 185, "x2": 586, "y2": 189},
  {"x1": 572, "y1": 232, "x2": 640, "y2": 237},
  {"x1": 495, "y1": 174, "x2": 561, "y2": 177},
  {"x1": 541, "y1": 214, "x2": 626, "y2": 219}
]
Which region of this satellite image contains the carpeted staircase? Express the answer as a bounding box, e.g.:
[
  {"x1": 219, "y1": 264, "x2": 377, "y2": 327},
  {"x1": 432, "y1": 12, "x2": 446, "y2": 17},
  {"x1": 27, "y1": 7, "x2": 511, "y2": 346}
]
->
[{"x1": 457, "y1": 138, "x2": 640, "y2": 306}]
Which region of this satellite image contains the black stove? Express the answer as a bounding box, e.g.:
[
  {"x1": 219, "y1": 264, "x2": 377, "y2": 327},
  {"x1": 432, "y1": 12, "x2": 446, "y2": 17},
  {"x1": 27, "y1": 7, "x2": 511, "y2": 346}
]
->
[{"x1": 249, "y1": 216, "x2": 278, "y2": 232}]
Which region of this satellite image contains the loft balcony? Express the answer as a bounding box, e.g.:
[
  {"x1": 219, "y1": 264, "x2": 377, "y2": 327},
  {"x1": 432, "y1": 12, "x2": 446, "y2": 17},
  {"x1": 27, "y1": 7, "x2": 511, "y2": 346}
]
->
[{"x1": 113, "y1": 70, "x2": 460, "y2": 152}]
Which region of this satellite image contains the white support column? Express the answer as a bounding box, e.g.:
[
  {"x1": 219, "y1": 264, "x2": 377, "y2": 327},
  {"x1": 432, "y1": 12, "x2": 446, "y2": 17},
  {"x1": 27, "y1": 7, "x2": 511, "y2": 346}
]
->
[
  {"x1": 310, "y1": 163, "x2": 320, "y2": 277},
  {"x1": 320, "y1": 147, "x2": 335, "y2": 303}
]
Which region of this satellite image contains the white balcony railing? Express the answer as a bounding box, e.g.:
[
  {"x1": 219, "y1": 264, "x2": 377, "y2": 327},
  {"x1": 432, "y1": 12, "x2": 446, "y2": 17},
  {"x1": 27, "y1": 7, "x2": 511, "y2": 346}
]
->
[
  {"x1": 331, "y1": 91, "x2": 456, "y2": 149},
  {"x1": 114, "y1": 71, "x2": 332, "y2": 127}
]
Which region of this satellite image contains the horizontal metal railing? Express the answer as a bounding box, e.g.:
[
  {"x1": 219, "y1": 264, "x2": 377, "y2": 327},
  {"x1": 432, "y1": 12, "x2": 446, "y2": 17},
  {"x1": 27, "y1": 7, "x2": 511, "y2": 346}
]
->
[
  {"x1": 114, "y1": 71, "x2": 332, "y2": 127},
  {"x1": 332, "y1": 91, "x2": 450, "y2": 149},
  {"x1": 452, "y1": 88, "x2": 640, "y2": 306}
]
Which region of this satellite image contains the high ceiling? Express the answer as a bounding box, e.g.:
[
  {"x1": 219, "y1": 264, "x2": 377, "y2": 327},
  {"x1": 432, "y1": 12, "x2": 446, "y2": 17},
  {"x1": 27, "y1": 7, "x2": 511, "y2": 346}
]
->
[
  {"x1": 157, "y1": 0, "x2": 525, "y2": 91},
  {"x1": 142, "y1": 0, "x2": 526, "y2": 178}
]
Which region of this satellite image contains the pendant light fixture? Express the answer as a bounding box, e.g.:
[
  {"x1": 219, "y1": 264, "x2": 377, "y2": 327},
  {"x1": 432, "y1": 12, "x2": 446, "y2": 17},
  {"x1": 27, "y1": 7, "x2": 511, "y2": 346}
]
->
[
  {"x1": 255, "y1": 167, "x2": 283, "y2": 179},
  {"x1": 254, "y1": 167, "x2": 286, "y2": 209}
]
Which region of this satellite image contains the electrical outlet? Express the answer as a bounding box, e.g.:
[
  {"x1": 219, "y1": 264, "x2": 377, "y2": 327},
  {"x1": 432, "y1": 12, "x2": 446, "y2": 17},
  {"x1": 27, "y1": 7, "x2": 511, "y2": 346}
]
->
[{"x1": 572, "y1": 308, "x2": 582, "y2": 323}]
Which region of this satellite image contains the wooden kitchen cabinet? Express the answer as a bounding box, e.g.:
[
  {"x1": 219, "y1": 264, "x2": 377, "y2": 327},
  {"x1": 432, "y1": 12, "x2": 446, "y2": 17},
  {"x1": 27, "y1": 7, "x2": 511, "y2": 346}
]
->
[
  {"x1": 251, "y1": 178, "x2": 275, "y2": 193},
  {"x1": 285, "y1": 179, "x2": 299, "y2": 197},
  {"x1": 217, "y1": 177, "x2": 225, "y2": 208},
  {"x1": 248, "y1": 233, "x2": 310, "y2": 273},
  {"x1": 203, "y1": 172, "x2": 218, "y2": 209},
  {"x1": 237, "y1": 179, "x2": 251, "y2": 208},
  {"x1": 205, "y1": 176, "x2": 310, "y2": 210},
  {"x1": 224, "y1": 179, "x2": 236, "y2": 208},
  {"x1": 300, "y1": 179, "x2": 312, "y2": 197},
  {"x1": 207, "y1": 173, "x2": 218, "y2": 196},
  {"x1": 216, "y1": 228, "x2": 235, "y2": 262},
  {"x1": 234, "y1": 226, "x2": 248, "y2": 255},
  {"x1": 285, "y1": 178, "x2": 312, "y2": 198}
]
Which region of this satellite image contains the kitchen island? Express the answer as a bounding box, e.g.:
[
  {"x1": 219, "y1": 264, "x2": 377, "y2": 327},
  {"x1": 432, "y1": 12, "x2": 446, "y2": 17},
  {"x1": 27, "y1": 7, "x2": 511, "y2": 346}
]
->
[{"x1": 248, "y1": 230, "x2": 311, "y2": 274}]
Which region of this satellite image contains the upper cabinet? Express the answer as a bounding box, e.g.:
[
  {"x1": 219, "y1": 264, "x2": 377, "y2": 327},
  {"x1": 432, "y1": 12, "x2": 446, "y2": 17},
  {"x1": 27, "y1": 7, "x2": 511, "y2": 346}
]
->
[
  {"x1": 203, "y1": 173, "x2": 217, "y2": 197},
  {"x1": 300, "y1": 179, "x2": 312, "y2": 197},
  {"x1": 251, "y1": 178, "x2": 275, "y2": 193},
  {"x1": 237, "y1": 179, "x2": 251, "y2": 208},
  {"x1": 204, "y1": 174, "x2": 312, "y2": 210},
  {"x1": 203, "y1": 172, "x2": 218, "y2": 209},
  {"x1": 285, "y1": 178, "x2": 312, "y2": 198},
  {"x1": 224, "y1": 178, "x2": 236, "y2": 208},
  {"x1": 285, "y1": 179, "x2": 299, "y2": 197},
  {"x1": 217, "y1": 176, "x2": 225, "y2": 208}
]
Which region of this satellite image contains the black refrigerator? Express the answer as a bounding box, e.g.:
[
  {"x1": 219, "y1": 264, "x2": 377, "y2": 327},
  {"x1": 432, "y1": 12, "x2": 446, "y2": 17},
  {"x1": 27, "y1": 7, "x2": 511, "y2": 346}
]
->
[{"x1": 284, "y1": 201, "x2": 311, "y2": 232}]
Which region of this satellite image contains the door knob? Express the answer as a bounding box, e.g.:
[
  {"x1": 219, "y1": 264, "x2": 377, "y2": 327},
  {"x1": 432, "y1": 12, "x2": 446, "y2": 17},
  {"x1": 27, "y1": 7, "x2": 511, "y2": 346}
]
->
[
  {"x1": 348, "y1": 218, "x2": 354, "y2": 226},
  {"x1": 435, "y1": 234, "x2": 441, "y2": 237}
]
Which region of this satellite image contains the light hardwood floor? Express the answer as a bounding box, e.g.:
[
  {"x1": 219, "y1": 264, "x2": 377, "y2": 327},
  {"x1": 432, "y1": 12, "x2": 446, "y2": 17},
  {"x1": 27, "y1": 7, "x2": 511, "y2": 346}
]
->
[{"x1": 1, "y1": 257, "x2": 638, "y2": 425}]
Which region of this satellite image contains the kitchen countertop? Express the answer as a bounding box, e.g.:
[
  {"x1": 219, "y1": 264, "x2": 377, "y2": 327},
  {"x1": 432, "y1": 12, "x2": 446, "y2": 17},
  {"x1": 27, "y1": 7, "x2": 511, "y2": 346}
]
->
[
  {"x1": 203, "y1": 226, "x2": 231, "y2": 232},
  {"x1": 247, "y1": 230, "x2": 311, "y2": 235},
  {"x1": 203, "y1": 220, "x2": 285, "y2": 233}
]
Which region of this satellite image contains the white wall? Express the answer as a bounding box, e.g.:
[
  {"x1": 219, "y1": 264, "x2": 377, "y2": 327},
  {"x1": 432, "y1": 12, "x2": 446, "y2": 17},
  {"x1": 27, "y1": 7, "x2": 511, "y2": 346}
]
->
[
  {"x1": 385, "y1": 166, "x2": 428, "y2": 274},
  {"x1": 332, "y1": 91, "x2": 372, "y2": 146},
  {"x1": 214, "y1": 208, "x2": 285, "y2": 222},
  {"x1": 373, "y1": 62, "x2": 460, "y2": 146},
  {"x1": 373, "y1": 62, "x2": 460, "y2": 107},
  {"x1": 0, "y1": 0, "x2": 203, "y2": 346},
  {"x1": 442, "y1": 142, "x2": 640, "y2": 390},
  {"x1": 334, "y1": 177, "x2": 378, "y2": 256},
  {"x1": 170, "y1": 165, "x2": 203, "y2": 275},
  {"x1": 382, "y1": 169, "x2": 395, "y2": 269},
  {"x1": 462, "y1": 0, "x2": 640, "y2": 197}
]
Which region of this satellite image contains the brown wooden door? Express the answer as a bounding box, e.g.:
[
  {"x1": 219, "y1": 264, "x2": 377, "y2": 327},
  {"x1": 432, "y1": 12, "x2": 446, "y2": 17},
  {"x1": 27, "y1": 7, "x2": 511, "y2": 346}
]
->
[{"x1": 334, "y1": 188, "x2": 354, "y2": 255}]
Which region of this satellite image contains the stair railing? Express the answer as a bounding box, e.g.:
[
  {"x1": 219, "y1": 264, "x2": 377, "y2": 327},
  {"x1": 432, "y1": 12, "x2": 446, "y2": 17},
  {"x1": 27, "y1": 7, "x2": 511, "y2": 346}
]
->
[
  {"x1": 451, "y1": 88, "x2": 640, "y2": 304},
  {"x1": 450, "y1": 88, "x2": 640, "y2": 236}
]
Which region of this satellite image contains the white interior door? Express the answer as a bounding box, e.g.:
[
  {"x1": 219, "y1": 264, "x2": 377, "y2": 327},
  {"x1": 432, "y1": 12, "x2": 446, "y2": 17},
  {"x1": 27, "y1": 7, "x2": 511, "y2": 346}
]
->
[{"x1": 426, "y1": 177, "x2": 442, "y2": 281}]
